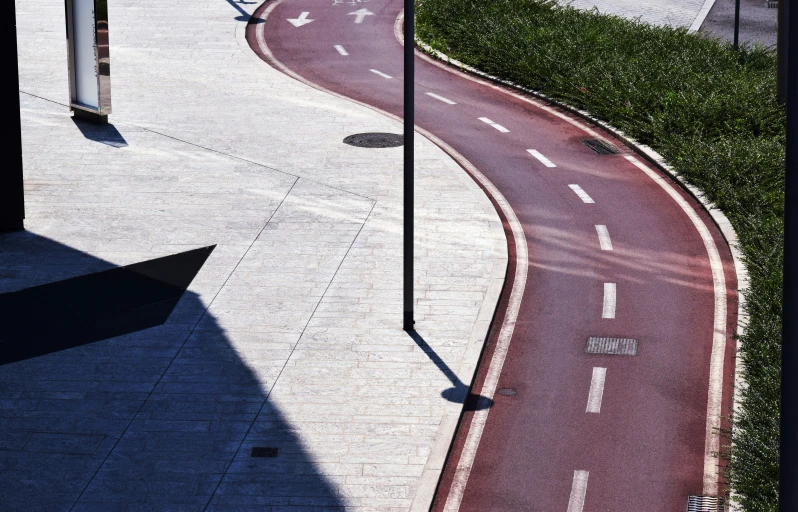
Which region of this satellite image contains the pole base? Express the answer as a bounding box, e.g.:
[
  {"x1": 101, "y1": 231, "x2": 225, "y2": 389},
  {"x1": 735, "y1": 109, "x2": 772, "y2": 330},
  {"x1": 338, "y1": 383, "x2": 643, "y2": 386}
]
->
[
  {"x1": 403, "y1": 311, "x2": 415, "y2": 332},
  {"x1": 72, "y1": 108, "x2": 108, "y2": 125}
]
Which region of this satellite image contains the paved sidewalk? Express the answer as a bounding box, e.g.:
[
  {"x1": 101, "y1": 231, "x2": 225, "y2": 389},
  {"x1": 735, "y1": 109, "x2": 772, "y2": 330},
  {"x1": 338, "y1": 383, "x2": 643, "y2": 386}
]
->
[
  {"x1": 560, "y1": 0, "x2": 709, "y2": 28},
  {"x1": 2, "y1": 0, "x2": 505, "y2": 510}
]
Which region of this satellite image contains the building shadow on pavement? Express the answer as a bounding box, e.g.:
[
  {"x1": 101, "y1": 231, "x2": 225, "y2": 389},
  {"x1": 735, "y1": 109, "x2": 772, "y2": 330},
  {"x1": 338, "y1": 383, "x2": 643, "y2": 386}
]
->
[{"x1": 0, "y1": 231, "x2": 343, "y2": 510}]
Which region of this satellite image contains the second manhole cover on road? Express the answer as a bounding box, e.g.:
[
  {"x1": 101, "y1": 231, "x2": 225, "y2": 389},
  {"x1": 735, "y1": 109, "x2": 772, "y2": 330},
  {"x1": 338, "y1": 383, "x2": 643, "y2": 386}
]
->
[{"x1": 343, "y1": 132, "x2": 403, "y2": 148}]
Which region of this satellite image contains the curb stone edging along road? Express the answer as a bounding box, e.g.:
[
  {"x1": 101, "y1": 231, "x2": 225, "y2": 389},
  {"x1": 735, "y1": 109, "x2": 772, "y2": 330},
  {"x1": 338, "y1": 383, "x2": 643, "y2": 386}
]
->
[
  {"x1": 412, "y1": 30, "x2": 749, "y2": 506},
  {"x1": 239, "y1": 3, "x2": 517, "y2": 511}
]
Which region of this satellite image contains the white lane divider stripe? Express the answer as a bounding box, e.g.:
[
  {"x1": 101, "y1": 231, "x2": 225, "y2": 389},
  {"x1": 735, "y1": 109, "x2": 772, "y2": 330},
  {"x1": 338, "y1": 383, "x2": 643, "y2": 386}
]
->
[
  {"x1": 624, "y1": 155, "x2": 727, "y2": 496},
  {"x1": 334, "y1": 44, "x2": 349, "y2": 56},
  {"x1": 478, "y1": 117, "x2": 510, "y2": 133},
  {"x1": 567, "y1": 470, "x2": 589, "y2": 512},
  {"x1": 602, "y1": 283, "x2": 616, "y2": 319},
  {"x1": 527, "y1": 149, "x2": 557, "y2": 168},
  {"x1": 369, "y1": 69, "x2": 393, "y2": 79},
  {"x1": 426, "y1": 92, "x2": 457, "y2": 105},
  {"x1": 595, "y1": 225, "x2": 613, "y2": 251},
  {"x1": 586, "y1": 368, "x2": 607, "y2": 413},
  {"x1": 568, "y1": 184, "x2": 594, "y2": 204}
]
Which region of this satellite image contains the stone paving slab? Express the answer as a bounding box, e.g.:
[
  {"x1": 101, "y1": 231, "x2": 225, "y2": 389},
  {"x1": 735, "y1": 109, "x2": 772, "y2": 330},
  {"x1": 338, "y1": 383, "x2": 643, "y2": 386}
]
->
[{"x1": 2, "y1": 0, "x2": 507, "y2": 510}]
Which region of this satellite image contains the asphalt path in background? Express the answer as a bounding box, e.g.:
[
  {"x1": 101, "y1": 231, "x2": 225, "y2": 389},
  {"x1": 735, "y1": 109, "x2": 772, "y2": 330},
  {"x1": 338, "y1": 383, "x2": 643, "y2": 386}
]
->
[{"x1": 247, "y1": 2, "x2": 739, "y2": 509}]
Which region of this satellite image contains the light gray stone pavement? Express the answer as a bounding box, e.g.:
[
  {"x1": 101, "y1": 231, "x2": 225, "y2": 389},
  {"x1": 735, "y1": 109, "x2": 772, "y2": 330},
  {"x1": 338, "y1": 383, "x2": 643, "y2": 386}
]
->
[
  {"x1": 560, "y1": 0, "x2": 710, "y2": 28},
  {"x1": 2, "y1": 0, "x2": 506, "y2": 510}
]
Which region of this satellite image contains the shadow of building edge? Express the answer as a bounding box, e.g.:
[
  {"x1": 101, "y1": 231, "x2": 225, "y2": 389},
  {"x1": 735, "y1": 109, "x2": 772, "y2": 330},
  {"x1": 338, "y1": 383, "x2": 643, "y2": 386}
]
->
[{"x1": 0, "y1": 231, "x2": 343, "y2": 509}]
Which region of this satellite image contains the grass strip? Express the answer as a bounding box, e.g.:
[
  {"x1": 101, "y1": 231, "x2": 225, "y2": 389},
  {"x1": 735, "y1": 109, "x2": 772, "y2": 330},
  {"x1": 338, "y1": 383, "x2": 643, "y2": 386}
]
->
[{"x1": 416, "y1": 0, "x2": 783, "y2": 508}]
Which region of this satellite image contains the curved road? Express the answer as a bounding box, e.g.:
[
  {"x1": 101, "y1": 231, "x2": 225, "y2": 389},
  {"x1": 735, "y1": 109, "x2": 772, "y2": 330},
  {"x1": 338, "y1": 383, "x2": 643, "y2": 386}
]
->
[{"x1": 246, "y1": 1, "x2": 739, "y2": 510}]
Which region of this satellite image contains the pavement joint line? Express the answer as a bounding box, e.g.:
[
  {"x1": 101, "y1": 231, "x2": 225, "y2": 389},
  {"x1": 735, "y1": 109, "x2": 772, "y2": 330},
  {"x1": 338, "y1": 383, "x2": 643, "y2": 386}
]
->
[
  {"x1": 68, "y1": 177, "x2": 300, "y2": 512},
  {"x1": 19, "y1": 90, "x2": 377, "y2": 204},
  {"x1": 202, "y1": 200, "x2": 377, "y2": 510}
]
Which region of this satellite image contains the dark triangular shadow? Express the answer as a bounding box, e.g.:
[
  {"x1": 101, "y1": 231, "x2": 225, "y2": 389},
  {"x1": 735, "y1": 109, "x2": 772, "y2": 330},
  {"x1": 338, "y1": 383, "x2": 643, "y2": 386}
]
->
[{"x1": 0, "y1": 246, "x2": 215, "y2": 365}]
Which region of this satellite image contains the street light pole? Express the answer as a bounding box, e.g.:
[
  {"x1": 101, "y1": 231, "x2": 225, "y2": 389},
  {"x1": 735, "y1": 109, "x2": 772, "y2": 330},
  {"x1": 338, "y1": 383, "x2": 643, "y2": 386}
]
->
[
  {"x1": 403, "y1": 0, "x2": 415, "y2": 332},
  {"x1": 734, "y1": 0, "x2": 741, "y2": 50},
  {"x1": 1, "y1": 1, "x2": 25, "y2": 234},
  {"x1": 781, "y1": 0, "x2": 798, "y2": 508},
  {"x1": 778, "y1": 0, "x2": 790, "y2": 103}
]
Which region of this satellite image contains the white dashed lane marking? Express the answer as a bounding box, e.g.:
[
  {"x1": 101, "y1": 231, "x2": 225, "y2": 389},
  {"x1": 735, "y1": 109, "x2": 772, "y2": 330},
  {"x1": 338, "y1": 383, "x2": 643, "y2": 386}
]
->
[
  {"x1": 369, "y1": 69, "x2": 392, "y2": 79},
  {"x1": 426, "y1": 92, "x2": 457, "y2": 105},
  {"x1": 602, "y1": 283, "x2": 616, "y2": 319},
  {"x1": 527, "y1": 149, "x2": 556, "y2": 168},
  {"x1": 568, "y1": 184, "x2": 594, "y2": 204},
  {"x1": 567, "y1": 470, "x2": 589, "y2": 512},
  {"x1": 595, "y1": 225, "x2": 613, "y2": 251},
  {"x1": 586, "y1": 368, "x2": 607, "y2": 413},
  {"x1": 478, "y1": 117, "x2": 510, "y2": 133},
  {"x1": 334, "y1": 45, "x2": 349, "y2": 56}
]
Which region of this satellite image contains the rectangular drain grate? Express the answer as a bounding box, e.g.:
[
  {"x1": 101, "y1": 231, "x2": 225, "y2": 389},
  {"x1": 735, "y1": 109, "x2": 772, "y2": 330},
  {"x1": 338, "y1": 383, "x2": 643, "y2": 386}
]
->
[
  {"x1": 586, "y1": 337, "x2": 638, "y2": 356},
  {"x1": 582, "y1": 139, "x2": 621, "y2": 155},
  {"x1": 687, "y1": 495, "x2": 724, "y2": 511},
  {"x1": 251, "y1": 447, "x2": 279, "y2": 458}
]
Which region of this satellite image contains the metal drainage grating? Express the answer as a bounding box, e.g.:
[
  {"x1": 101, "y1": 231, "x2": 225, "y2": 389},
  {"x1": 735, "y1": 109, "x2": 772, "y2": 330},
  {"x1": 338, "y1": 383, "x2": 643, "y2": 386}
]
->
[
  {"x1": 582, "y1": 139, "x2": 621, "y2": 155},
  {"x1": 585, "y1": 337, "x2": 638, "y2": 356},
  {"x1": 767, "y1": 1, "x2": 777, "y2": 8},
  {"x1": 250, "y1": 447, "x2": 279, "y2": 458},
  {"x1": 343, "y1": 132, "x2": 403, "y2": 148},
  {"x1": 687, "y1": 495, "x2": 725, "y2": 511}
]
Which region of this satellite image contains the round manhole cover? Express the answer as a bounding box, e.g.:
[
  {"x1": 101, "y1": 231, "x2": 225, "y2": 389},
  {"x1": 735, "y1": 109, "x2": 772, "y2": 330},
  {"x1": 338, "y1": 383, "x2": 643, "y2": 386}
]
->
[
  {"x1": 498, "y1": 388, "x2": 516, "y2": 396},
  {"x1": 343, "y1": 132, "x2": 403, "y2": 148}
]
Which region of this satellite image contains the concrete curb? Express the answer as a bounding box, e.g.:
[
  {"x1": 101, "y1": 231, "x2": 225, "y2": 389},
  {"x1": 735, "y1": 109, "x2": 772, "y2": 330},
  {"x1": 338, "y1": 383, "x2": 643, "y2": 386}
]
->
[
  {"x1": 414, "y1": 36, "x2": 749, "y2": 507},
  {"x1": 240, "y1": 5, "x2": 510, "y2": 511},
  {"x1": 689, "y1": 0, "x2": 718, "y2": 32}
]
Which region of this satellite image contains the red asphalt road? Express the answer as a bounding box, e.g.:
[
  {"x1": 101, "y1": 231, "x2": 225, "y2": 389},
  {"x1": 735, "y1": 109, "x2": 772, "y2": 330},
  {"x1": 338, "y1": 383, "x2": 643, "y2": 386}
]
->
[{"x1": 247, "y1": 2, "x2": 739, "y2": 510}]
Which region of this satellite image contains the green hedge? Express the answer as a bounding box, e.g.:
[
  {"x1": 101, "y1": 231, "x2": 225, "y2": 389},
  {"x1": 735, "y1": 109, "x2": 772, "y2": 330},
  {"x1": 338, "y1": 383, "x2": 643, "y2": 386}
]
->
[{"x1": 416, "y1": 0, "x2": 783, "y2": 508}]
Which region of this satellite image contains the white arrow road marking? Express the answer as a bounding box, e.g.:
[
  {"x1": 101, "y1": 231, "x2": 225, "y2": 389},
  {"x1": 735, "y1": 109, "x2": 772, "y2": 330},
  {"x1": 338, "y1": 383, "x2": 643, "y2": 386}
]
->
[
  {"x1": 568, "y1": 184, "x2": 594, "y2": 204},
  {"x1": 586, "y1": 368, "x2": 607, "y2": 413},
  {"x1": 478, "y1": 117, "x2": 509, "y2": 133},
  {"x1": 348, "y1": 8, "x2": 374, "y2": 23},
  {"x1": 527, "y1": 149, "x2": 557, "y2": 167},
  {"x1": 426, "y1": 92, "x2": 456, "y2": 105},
  {"x1": 602, "y1": 283, "x2": 616, "y2": 319},
  {"x1": 334, "y1": 44, "x2": 349, "y2": 56},
  {"x1": 369, "y1": 69, "x2": 392, "y2": 79},
  {"x1": 287, "y1": 12, "x2": 314, "y2": 27},
  {"x1": 567, "y1": 471, "x2": 589, "y2": 512},
  {"x1": 595, "y1": 225, "x2": 613, "y2": 250}
]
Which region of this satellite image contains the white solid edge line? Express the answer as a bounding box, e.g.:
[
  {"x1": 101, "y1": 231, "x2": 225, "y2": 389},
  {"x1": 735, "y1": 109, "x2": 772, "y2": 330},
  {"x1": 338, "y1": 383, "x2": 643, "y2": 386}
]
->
[
  {"x1": 688, "y1": 0, "x2": 717, "y2": 32},
  {"x1": 602, "y1": 283, "x2": 616, "y2": 319},
  {"x1": 412, "y1": 26, "x2": 729, "y2": 498},
  {"x1": 260, "y1": 8, "x2": 521, "y2": 511},
  {"x1": 595, "y1": 225, "x2": 613, "y2": 251},
  {"x1": 586, "y1": 367, "x2": 606, "y2": 413},
  {"x1": 568, "y1": 184, "x2": 595, "y2": 204},
  {"x1": 334, "y1": 44, "x2": 349, "y2": 56},
  {"x1": 527, "y1": 149, "x2": 557, "y2": 168},
  {"x1": 478, "y1": 117, "x2": 510, "y2": 133},
  {"x1": 426, "y1": 92, "x2": 457, "y2": 105},
  {"x1": 369, "y1": 68, "x2": 393, "y2": 79},
  {"x1": 567, "y1": 470, "x2": 589, "y2": 512},
  {"x1": 625, "y1": 155, "x2": 727, "y2": 496}
]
